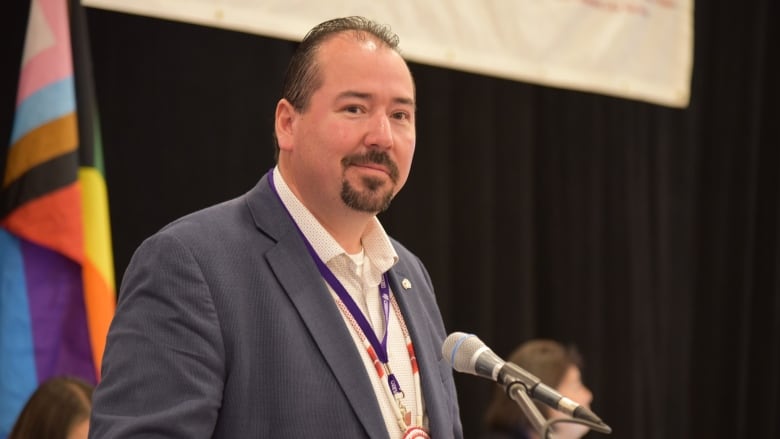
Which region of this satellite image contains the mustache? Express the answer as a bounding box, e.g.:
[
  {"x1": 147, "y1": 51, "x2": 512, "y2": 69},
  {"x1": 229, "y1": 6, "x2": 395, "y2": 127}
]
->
[{"x1": 342, "y1": 150, "x2": 400, "y2": 183}]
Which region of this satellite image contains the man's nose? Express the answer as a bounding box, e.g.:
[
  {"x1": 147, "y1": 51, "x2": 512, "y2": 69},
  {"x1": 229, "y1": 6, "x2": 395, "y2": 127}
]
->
[{"x1": 364, "y1": 114, "x2": 393, "y2": 149}]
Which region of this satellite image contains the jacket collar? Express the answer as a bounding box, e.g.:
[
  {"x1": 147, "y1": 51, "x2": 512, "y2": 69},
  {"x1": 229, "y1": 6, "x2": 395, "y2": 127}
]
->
[{"x1": 245, "y1": 172, "x2": 453, "y2": 437}]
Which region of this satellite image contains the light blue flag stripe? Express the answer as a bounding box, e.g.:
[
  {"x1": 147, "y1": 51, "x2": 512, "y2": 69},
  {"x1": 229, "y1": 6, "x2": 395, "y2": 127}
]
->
[{"x1": 9, "y1": 76, "x2": 75, "y2": 146}]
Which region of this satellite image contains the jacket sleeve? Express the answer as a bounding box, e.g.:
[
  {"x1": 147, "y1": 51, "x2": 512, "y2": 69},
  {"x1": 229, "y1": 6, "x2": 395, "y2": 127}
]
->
[{"x1": 89, "y1": 231, "x2": 225, "y2": 438}]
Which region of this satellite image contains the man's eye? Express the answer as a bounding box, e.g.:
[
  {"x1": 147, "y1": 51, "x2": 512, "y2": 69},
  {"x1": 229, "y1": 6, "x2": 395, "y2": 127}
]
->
[
  {"x1": 344, "y1": 106, "x2": 362, "y2": 114},
  {"x1": 392, "y1": 112, "x2": 409, "y2": 120}
]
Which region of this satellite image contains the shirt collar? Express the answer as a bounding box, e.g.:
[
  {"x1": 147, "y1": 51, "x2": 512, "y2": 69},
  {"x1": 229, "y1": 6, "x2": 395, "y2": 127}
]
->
[{"x1": 272, "y1": 166, "x2": 398, "y2": 273}]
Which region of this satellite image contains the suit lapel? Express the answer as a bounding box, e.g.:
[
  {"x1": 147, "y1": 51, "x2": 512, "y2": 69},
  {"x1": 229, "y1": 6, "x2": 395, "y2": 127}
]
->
[{"x1": 248, "y1": 175, "x2": 388, "y2": 439}]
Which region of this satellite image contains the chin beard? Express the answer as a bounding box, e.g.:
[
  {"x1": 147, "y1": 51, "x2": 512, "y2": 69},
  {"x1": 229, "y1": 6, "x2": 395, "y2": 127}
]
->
[
  {"x1": 341, "y1": 177, "x2": 395, "y2": 213},
  {"x1": 340, "y1": 150, "x2": 400, "y2": 213}
]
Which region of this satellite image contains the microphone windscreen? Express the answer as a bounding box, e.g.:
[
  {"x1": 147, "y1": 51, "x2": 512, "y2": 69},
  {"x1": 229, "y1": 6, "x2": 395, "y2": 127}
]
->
[{"x1": 442, "y1": 332, "x2": 483, "y2": 372}]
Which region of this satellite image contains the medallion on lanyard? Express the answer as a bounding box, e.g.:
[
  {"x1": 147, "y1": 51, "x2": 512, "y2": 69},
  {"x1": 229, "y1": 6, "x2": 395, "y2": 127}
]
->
[{"x1": 402, "y1": 426, "x2": 431, "y2": 439}]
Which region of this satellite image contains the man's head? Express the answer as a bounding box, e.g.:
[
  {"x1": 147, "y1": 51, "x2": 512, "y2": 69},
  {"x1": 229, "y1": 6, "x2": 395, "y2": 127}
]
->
[{"x1": 274, "y1": 17, "x2": 416, "y2": 216}]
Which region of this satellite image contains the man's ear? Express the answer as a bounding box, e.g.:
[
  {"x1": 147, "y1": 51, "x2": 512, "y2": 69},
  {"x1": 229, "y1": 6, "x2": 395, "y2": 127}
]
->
[{"x1": 275, "y1": 98, "x2": 296, "y2": 151}]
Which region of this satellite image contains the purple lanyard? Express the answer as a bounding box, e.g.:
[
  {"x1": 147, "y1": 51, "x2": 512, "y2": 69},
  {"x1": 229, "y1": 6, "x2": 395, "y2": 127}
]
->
[{"x1": 268, "y1": 171, "x2": 393, "y2": 364}]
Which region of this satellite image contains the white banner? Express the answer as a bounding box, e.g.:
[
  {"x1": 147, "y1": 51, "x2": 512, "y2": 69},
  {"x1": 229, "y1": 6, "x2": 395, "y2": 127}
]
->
[{"x1": 82, "y1": 0, "x2": 694, "y2": 108}]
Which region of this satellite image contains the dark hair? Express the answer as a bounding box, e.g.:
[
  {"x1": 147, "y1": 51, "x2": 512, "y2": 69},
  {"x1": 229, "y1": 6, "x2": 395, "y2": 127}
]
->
[
  {"x1": 282, "y1": 16, "x2": 401, "y2": 112},
  {"x1": 483, "y1": 339, "x2": 583, "y2": 434},
  {"x1": 8, "y1": 376, "x2": 94, "y2": 439},
  {"x1": 273, "y1": 16, "x2": 404, "y2": 159}
]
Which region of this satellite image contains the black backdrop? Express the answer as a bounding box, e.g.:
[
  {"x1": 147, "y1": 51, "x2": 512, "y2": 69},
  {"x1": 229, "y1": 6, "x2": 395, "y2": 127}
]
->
[{"x1": 2, "y1": 2, "x2": 779, "y2": 438}]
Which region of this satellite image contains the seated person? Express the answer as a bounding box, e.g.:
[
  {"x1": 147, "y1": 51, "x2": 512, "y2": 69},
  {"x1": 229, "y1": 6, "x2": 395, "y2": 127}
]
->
[{"x1": 482, "y1": 339, "x2": 594, "y2": 439}]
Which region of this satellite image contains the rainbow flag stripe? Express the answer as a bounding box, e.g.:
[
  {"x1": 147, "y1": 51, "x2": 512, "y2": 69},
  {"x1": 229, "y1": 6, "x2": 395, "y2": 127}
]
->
[{"x1": 0, "y1": 0, "x2": 115, "y2": 436}]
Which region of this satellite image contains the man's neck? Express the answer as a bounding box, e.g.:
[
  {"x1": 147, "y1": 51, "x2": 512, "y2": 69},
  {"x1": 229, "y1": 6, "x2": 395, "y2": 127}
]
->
[
  {"x1": 312, "y1": 209, "x2": 371, "y2": 254},
  {"x1": 275, "y1": 164, "x2": 374, "y2": 254}
]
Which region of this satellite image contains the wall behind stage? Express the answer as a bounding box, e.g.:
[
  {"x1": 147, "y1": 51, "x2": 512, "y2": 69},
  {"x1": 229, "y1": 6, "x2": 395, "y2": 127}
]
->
[{"x1": 2, "y1": 2, "x2": 778, "y2": 438}]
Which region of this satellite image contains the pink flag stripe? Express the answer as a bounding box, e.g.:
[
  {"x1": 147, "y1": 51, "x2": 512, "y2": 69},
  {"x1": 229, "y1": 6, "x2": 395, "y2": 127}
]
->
[{"x1": 16, "y1": 0, "x2": 73, "y2": 105}]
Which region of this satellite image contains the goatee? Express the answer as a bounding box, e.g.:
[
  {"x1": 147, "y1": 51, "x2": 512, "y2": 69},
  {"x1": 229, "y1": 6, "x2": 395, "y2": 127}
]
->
[{"x1": 340, "y1": 150, "x2": 399, "y2": 213}]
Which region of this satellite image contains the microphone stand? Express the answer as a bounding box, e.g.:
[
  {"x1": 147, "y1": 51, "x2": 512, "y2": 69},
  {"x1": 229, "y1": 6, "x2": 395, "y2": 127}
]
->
[
  {"x1": 505, "y1": 380, "x2": 613, "y2": 438},
  {"x1": 505, "y1": 380, "x2": 556, "y2": 439}
]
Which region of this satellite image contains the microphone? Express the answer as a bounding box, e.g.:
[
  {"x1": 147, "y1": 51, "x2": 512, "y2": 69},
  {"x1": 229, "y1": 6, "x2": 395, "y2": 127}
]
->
[{"x1": 442, "y1": 331, "x2": 605, "y2": 426}]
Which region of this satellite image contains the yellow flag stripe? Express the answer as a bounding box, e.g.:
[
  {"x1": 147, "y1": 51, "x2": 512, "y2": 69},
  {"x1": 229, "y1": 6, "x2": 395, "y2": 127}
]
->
[{"x1": 78, "y1": 167, "x2": 115, "y2": 290}]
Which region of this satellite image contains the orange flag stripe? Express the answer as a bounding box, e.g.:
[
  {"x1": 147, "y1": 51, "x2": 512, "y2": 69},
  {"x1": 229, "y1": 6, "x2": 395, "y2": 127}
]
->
[{"x1": 82, "y1": 259, "x2": 116, "y2": 380}]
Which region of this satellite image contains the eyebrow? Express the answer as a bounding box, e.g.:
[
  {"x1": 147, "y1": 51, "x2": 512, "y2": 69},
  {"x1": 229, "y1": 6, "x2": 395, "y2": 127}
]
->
[{"x1": 336, "y1": 91, "x2": 416, "y2": 109}]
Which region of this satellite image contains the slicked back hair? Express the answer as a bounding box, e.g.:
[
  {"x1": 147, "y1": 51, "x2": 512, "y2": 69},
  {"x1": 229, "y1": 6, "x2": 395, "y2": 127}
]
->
[{"x1": 282, "y1": 16, "x2": 401, "y2": 112}]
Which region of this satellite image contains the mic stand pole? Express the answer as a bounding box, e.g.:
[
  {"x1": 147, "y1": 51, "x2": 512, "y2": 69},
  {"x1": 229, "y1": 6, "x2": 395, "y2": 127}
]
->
[{"x1": 505, "y1": 381, "x2": 556, "y2": 439}]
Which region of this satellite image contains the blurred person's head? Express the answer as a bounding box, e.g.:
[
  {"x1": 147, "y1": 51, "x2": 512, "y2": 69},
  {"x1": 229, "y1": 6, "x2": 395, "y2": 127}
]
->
[
  {"x1": 9, "y1": 376, "x2": 93, "y2": 439},
  {"x1": 483, "y1": 339, "x2": 593, "y2": 439}
]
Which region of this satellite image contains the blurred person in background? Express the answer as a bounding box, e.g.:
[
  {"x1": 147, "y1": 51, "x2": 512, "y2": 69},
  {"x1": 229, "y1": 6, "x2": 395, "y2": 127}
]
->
[
  {"x1": 482, "y1": 339, "x2": 593, "y2": 439},
  {"x1": 8, "y1": 376, "x2": 93, "y2": 439}
]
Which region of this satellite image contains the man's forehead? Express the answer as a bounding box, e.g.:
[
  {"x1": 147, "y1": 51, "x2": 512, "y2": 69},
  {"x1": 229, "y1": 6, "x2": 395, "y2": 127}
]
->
[
  {"x1": 312, "y1": 32, "x2": 414, "y2": 101},
  {"x1": 319, "y1": 30, "x2": 390, "y2": 54}
]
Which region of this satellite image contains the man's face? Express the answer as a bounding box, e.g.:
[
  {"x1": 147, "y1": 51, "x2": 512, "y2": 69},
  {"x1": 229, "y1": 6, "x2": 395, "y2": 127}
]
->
[{"x1": 280, "y1": 33, "x2": 416, "y2": 215}]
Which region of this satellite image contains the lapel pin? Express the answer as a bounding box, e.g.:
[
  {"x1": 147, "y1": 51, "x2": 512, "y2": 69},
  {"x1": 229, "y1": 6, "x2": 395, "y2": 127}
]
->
[{"x1": 401, "y1": 278, "x2": 412, "y2": 290}]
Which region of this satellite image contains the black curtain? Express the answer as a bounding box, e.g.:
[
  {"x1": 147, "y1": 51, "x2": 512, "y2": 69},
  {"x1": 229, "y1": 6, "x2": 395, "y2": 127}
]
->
[{"x1": 1, "y1": 2, "x2": 778, "y2": 438}]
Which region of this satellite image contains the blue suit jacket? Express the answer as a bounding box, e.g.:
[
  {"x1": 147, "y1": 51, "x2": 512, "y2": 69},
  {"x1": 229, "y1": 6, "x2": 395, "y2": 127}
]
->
[{"x1": 90, "y1": 174, "x2": 463, "y2": 438}]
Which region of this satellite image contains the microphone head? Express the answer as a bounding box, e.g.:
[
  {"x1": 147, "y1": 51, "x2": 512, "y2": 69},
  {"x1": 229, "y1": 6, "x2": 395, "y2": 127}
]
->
[
  {"x1": 442, "y1": 332, "x2": 504, "y2": 380},
  {"x1": 442, "y1": 332, "x2": 477, "y2": 372}
]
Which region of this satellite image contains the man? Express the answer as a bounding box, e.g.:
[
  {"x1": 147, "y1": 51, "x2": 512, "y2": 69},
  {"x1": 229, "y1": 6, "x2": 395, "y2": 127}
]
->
[{"x1": 90, "y1": 16, "x2": 463, "y2": 438}]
